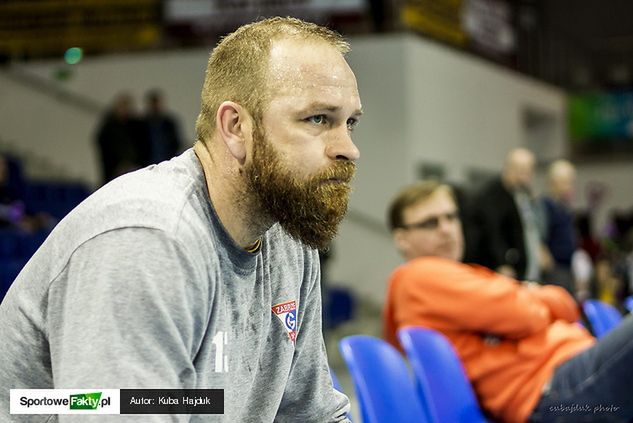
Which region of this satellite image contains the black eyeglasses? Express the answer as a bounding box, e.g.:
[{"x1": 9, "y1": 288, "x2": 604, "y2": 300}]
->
[{"x1": 400, "y1": 211, "x2": 459, "y2": 230}]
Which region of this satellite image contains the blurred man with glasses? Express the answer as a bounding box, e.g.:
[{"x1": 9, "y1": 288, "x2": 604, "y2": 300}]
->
[{"x1": 384, "y1": 180, "x2": 633, "y2": 423}]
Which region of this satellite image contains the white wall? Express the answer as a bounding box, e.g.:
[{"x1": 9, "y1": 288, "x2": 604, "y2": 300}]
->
[
  {"x1": 20, "y1": 48, "x2": 210, "y2": 142},
  {"x1": 402, "y1": 34, "x2": 567, "y2": 182}
]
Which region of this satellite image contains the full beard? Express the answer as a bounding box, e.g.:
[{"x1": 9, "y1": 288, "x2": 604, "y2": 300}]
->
[{"x1": 244, "y1": 127, "x2": 355, "y2": 250}]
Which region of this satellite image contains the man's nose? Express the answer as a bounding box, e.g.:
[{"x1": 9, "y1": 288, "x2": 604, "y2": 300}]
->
[
  {"x1": 325, "y1": 126, "x2": 360, "y2": 161},
  {"x1": 438, "y1": 216, "x2": 456, "y2": 233}
]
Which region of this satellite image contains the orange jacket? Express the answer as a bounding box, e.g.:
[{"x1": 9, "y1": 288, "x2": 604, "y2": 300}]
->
[{"x1": 383, "y1": 257, "x2": 595, "y2": 423}]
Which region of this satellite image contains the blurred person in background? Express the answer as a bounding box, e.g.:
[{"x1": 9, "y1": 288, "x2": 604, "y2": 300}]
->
[
  {"x1": 596, "y1": 210, "x2": 632, "y2": 307},
  {"x1": 0, "y1": 17, "x2": 360, "y2": 422},
  {"x1": 141, "y1": 89, "x2": 183, "y2": 166},
  {"x1": 366, "y1": 0, "x2": 387, "y2": 32},
  {"x1": 96, "y1": 92, "x2": 145, "y2": 184},
  {"x1": 595, "y1": 256, "x2": 622, "y2": 306},
  {"x1": 571, "y1": 247, "x2": 594, "y2": 302},
  {"x1": 541, "y1": 160, "x2": 577, "y2": 295},
  {"x1": 607, "y1": 210, "x2": 633, "y2": 305},
  {"x1": 576, "y1": 211, "x2": 602, "y2": 263},
  {"x1": 621, "y1": 228, "x2": 633, "y2": 305},
  {"x1": 573, "y1": 212, "x2": 602, "y2": 300},
  {"x1": 384, "y1": 180, "x2": 633, "y2": 423},
  {"x1": 470, "y1": 148, "x2": 550, "y2": 280}
]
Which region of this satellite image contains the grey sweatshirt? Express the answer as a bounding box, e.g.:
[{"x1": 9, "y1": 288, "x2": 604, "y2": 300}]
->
[{"x1": 0, "y1": 149, "x2": 351, "y2": 422}]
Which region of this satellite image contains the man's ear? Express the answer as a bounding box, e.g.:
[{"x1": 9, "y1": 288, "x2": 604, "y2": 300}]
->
[
  {"x1": 216, "y1": 101, "x2": 252, "y2": 164},
  {"x1": 393, "y1": 229, "x2": 409, "y2": 257}
]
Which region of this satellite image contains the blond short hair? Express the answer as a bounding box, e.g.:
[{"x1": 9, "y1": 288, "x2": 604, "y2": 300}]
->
[
  {"x1": 195, "y1": 17, "x2": 350, "y2": 144},
  {"x1": 388, "y1": 181, "x2": 455, "y2": 231}
]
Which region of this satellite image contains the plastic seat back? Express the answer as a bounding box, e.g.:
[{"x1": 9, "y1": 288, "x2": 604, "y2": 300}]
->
[
  {"x1": 339, "y1": 335, "x2": 428, "y2": 423},
  {"x1": 398, "y1": 327, "x2": 487, "y2": 423},
  {"x1": 583, "y1": 299, "x2": 623, "y2": 338}
]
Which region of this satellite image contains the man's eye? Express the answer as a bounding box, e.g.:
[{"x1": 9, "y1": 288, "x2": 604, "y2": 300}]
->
[
  {"x1": 347, "y1": 118, "x2": 359, "y2": 131},
  {"x1": 446, "y1": 212, "x2": 459, "y2": 221},
  {"x1": 419, "y1": 218, "x2": 439, "y2": 229},
  {"x1": 308, "y1": 115, "x2": 327, "y2": 125}
]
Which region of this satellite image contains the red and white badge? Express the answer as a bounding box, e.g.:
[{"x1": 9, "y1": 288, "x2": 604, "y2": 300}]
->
[{"x1": 272, "y1": 300, "x2": 298, "y2": 343}]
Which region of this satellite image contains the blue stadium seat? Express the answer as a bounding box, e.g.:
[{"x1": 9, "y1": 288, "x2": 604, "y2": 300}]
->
[
  {"x1": 398, "y1": 327, "x2": 488, "y2": 423},
  {"x1": 324, "y1": 286, "x2": 356, "y2": 329},
  {"x1": 583, "y1": 299, "x2": 623, "y2": 338},
  {"x1": 18, "y1": 230, "x2": 48, "y2": 260},
  {"x1": 0, "y1": 229, "x2": 21, "y2": 259},
  {"x1": 0, "y1": 229, "x2": 48, "y2": 260},
  {"x1": 4, "y1": 155, "x2": 27, "y2": 199},
  {"x1": 339, "y1": 335, "x2": 428, "y2": 423},
  {"x1": 24, "y1": 181, "x2": 90, "y2": 219}
]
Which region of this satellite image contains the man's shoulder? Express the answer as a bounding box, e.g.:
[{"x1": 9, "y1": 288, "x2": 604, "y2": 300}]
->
[
  {"x1": 58, "y1": 152, "x2": 209, "y2": 245},
  {"x1": 478, "y1": 176, "x2": 507, "y2": 196},
  {"x1": 394, "y1": 257, "x2": 474, "y2": 282},
  {"x1": 408, "y1": 256, "x2": 465, "y2": 270}
]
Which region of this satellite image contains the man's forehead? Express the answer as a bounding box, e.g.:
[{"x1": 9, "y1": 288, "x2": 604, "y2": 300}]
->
[
  {"x1": 407, "y1": 192, "x2": 456, "y2": 216},
  {"x1": 267, "y1": 38, "x2": 357, "y2": 90},
  {"x1": 269, "y1": 37, "x2": 334, "y2": 65}
]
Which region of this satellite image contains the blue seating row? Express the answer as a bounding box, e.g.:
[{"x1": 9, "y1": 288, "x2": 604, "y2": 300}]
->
[
  {"x1": 2, "y1": 154, "x2": 91, "y2": 220},
  {"x1": 583, "y1": 299, "x2": 623, "y2": 338},
  {"x1": 337, "y1": 300, "x2": 624, "y2": 423},
  {"x1": 0, "y1": 228, "x2": 50, "y2": 301},
  {"x1": 23, "y1": 182, "x2": 90, "y2": 220},
  {"x1": 1, "y1": 157, "x2": 89, "y2": 302},
  {"x1": 0, "y1": 229, "x2": 48, "y2": 260},
  {"x1": 339, "y1": 329, "x2": 487, "y2": 423}
]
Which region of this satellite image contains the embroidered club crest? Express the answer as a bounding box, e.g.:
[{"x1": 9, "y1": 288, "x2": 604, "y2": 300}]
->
[{"x1": 272, "y1": 300, "x2": 298, "y2": 343}]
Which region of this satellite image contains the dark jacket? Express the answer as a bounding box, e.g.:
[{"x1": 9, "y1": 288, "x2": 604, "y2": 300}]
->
[
  {"x1": 542, "y1": 196, "x2": 576, "y2": 267},
  {"x1": 469, "y1": 176, "x2": 528, "y2": 279}
]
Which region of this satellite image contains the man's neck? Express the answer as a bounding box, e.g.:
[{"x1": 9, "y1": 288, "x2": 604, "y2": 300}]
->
[{"x1": 194, "y1": 141, "x2": 272, "y2": 248}]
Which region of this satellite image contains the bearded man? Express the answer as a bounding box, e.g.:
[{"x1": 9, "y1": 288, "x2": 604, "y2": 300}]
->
[{"x1": 0, "y1": 17, "x2": 361, "y2": 422}]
